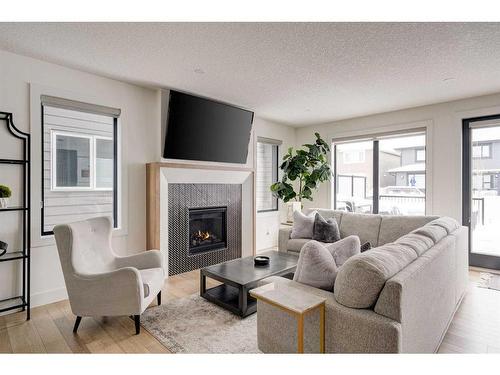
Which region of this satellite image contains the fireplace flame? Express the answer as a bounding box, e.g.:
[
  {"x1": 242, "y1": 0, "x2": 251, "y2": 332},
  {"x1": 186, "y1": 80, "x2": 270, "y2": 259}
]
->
[{"x1": 195, "y1": 230, "x2": 211, "y2": 241}]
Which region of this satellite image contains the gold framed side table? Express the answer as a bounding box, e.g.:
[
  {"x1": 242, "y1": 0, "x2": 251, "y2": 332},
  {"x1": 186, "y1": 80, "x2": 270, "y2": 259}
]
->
[{"x1": 250, "y1": 282, "x2": 326, "y2": 353}]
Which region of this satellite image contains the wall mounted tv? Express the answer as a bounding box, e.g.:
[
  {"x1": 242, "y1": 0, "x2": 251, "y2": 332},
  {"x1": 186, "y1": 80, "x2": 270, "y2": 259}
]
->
[{"x1": 163, "y1": 90, "x2": 254, "y2": 164}]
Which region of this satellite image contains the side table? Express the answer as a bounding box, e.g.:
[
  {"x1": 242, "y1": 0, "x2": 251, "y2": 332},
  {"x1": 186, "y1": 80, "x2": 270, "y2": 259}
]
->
[{"x1": 250, "y1": 282, "x2": 326, "y2": 353}]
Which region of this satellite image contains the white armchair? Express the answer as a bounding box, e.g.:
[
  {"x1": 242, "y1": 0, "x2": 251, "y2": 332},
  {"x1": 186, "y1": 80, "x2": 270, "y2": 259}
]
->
[{"x1": 53, "y1": 216, "x2": 165, "y2": 335}]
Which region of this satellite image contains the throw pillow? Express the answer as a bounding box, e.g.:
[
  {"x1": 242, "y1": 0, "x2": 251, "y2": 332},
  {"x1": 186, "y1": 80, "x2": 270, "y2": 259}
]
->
[
  {"x1": 290, "y1": 210, "x2": 317, "y2": 239},
  {"x1": 293, "y1": 240, "x2": 338, "y2": 291},
  {"x1": 325, "y1": 235, "x2": 361, "y2": 267},
  {"x1": 312, "y1": 213, "x2": 340, "y2": 243},
  {"x1": 360, "y1": 242, "x2": 372, "y2": 252}
]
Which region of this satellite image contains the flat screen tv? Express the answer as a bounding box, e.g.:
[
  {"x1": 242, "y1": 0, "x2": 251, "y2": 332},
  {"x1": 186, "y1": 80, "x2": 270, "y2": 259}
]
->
[{"x1": 163, "y1": 90, "x2": 254, "y2": 164}]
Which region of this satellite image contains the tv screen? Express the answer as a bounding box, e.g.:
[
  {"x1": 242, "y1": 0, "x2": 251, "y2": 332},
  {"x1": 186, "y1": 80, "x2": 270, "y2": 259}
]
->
[{"x1": 163, "y1": 91, "x2": 254, "y2": 164}]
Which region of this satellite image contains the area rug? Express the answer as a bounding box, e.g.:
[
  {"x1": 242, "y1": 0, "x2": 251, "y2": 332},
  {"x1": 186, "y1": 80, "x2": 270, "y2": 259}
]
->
[
  {"x1": 141, "y1": 294, "x2": 259, "y2": 353},
  {"x1": 478, "y1": 273, "x2": 500, "y2": 291}
]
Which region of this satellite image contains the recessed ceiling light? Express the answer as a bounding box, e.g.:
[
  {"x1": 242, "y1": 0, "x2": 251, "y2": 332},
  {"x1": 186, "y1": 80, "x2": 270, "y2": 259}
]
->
[{"x1": 194, "y1": 68, "x2": 205, "y2": 74}]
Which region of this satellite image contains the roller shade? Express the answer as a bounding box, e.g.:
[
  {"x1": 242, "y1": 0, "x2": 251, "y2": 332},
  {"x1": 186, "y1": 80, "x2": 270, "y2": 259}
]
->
[{"x1": 41, "y1": 95, "x2": 121, "y2": 118}]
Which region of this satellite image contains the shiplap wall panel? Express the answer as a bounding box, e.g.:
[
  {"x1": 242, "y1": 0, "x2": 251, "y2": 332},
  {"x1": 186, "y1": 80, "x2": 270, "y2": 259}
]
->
[{"x1": 43, "y1": 105, "x2": 114, "y2": 232}]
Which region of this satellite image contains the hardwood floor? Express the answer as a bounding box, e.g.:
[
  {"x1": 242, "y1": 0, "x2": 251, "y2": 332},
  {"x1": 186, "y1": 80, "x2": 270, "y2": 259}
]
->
[{"x1": 0, "y1": 269, "x2": 499, "y2": 353}]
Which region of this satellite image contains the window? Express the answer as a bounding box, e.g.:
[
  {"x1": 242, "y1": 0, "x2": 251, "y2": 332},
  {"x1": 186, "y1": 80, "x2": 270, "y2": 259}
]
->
[
  {"x1": 415, "y1": 148, "x2": 425, "y2": 162},
  {"x1": 52, "y1": 132, "x2": 113, "y2": 191},
  {"x1": 333, "y1": 130, "x2": 426, "y2": 215},
  {"x1": 256, "y1": 138, "x2": 280, "y2": 212},
  {"x1": 473, "y1": 143, "x2": 492, "y2": 159},
  {"x1": 41, "y1": 96, "x2": 120, "y2": 235},
  {"x1": 343, "y1": 150, "x2": 365, "y2": 164}
]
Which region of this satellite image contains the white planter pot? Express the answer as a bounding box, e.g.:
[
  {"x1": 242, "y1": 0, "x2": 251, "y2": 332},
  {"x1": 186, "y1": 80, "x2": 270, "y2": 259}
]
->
[
  {"x1": 0, "y1": 198, "x2": 9, "y2": 208},
  {"x1": 286, "y1": 201, "x2": 302, "y2": 222}
]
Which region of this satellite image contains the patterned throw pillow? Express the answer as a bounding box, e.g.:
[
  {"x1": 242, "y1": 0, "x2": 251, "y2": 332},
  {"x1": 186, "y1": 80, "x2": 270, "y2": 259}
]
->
[{"x1": 312, "y1": 213, "x2": 340, "y2": 243}]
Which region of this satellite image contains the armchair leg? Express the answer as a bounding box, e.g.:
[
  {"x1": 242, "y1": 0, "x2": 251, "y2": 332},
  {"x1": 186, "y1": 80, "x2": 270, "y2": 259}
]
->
[
  {"x1": 134, "y1": 315, "x2": 140, "y2": 335},
  {"x1": 157, "y1": 291, "x2": 162, "y2": 306},
  {"x1": 73, "y1": 316, "x2": 82, "y2": 333}
]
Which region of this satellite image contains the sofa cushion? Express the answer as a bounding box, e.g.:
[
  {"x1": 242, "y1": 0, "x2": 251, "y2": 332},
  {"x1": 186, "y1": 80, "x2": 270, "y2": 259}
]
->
[
  {"x1": 377, "y1": 215, "x2": 438, "y2": 246},
  {"x1": 325, "y1": 235, "x2": 361, "y2": 267},
  {"x1": 312, "y1": 213, "x2": 340, "y2": 243},
  {"x1": 339, "y1": 212, "x2": 382, "y2": 246},
  {"x1": 290, "y1": 210, "x2": 317, "y2": 239},
  {"x1": 334, "y1": 243, "x2": 418, "y2": 308},
  {"x1": 429, "y1": 217, "x2": 460, "y2": 234},
  {"x1": 287, "y1": 238, "x2": 312, "y2": 253},
  {"x1": 394, "y1": 233, "x2": 435, "y2": 256},
  {"x1": 139, "y1": 268, "x2": 164, "y2": 298},
  {"x1": 412, "y1": 224, "x2": 447, "y2": 243},
  {"x1": 293, "y1": 241, "x2": 338, "y2": 291}
]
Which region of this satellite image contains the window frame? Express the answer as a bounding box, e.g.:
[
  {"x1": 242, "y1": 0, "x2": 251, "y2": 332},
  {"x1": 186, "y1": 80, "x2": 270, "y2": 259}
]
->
[
  {"x1": 415, "y1": 148, "x2": 426, "y2": 162},
  {"x1": 51, "y1": 130, "x2": 113, "y2": 192},
  {"x1": 472, "y1": 142, "x2": 492, "y2": 159},
  {"x1": 41, "y1": 103, "x2": 119, "y2": 237},
  {"x1": 332, "y1": 129, "x2": 427, "y2": 215},
  {"x1": 256, "y1": 138, "x2": 280, "y2": 213}
]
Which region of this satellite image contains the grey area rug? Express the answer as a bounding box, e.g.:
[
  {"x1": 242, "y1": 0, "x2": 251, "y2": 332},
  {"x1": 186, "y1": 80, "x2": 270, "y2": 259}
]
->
[
  {"x1": 478, "y1": 273, "x2": 500, "y2": 291},
  {"x1": 141, "y1": 294, "x2": 259, "y2": 353}
]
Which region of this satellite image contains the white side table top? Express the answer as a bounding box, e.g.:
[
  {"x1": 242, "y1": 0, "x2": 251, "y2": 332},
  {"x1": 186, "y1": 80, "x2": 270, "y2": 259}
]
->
[{"x1": 250, "y1": 282, "x2": 326, "y2": 315}]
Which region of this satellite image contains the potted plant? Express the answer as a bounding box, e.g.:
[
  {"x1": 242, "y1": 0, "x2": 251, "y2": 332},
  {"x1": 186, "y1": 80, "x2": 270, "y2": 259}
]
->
[
  {"x1": 271, "y1": 133, "x2": 332, "y2": 222},
  {"x1": 0, "y1": 184, "x2": 12, "y2": 208}
]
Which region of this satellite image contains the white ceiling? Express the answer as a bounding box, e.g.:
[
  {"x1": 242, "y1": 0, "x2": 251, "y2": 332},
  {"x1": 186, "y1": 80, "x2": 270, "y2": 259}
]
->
[{"x1": 2, "y1": 22, "x2": 500, "y2": 127}]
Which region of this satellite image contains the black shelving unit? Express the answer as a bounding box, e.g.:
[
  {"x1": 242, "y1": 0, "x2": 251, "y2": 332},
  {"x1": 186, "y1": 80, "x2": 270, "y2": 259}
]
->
[{"x1": 0, "y1": 111, "x2": 30, "y2": 320}]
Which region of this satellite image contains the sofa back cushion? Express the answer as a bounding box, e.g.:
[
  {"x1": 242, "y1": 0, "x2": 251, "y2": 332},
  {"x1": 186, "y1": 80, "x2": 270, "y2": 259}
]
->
[
  {"x1": 377, "y1": 215, "x2": 438, "y2": 246},
  {"x1": 339, "y1": 212, "x2": 382, "y2": 246},
  {"x1": 333, "y1": 243, "x2": 418, "y2": 308},
  {"x1": 394, "y1": 233, "x2": 435, "y2": 256}
]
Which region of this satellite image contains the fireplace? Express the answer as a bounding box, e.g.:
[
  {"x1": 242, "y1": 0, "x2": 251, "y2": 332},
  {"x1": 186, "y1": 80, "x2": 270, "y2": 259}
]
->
[{"x1": 188, "y1": 206, "x2": 227, "y2": 255}]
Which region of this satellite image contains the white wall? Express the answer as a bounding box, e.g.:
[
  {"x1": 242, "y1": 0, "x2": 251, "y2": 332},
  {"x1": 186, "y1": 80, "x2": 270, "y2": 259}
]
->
[
  {"x1": 0, "y1": 49, "x2": 295, "y2": 308},
  {"x1": 0, "y1": 50, "x2": 160, "y2": 307},
  {"x1": 296, "y1": 92, "x2": 500, "y2": 222},
  {"x1": 253, "y1": 117, "x2": 295, "y2": 251}
]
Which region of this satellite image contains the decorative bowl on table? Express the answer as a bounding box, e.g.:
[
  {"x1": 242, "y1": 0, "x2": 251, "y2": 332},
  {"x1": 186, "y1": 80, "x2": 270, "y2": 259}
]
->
[{"x1": 254, "y1": 256, "x2": 270, "y2": 266}]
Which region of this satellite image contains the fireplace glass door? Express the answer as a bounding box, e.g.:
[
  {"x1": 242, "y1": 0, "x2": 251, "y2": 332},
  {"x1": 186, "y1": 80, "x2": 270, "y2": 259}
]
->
[{"x1": 188, "y1": 207, "x2": 227, "y2": 255}]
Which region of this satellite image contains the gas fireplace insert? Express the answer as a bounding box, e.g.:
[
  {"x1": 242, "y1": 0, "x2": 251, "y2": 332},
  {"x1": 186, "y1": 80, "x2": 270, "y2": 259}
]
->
[{"x1": 188, "y1": 206, "x2": 227, "y2": 255}]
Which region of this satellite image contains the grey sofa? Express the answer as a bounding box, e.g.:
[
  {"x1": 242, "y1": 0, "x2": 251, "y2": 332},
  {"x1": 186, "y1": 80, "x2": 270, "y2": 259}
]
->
[{"x1": 259, "y1": 209, "x2": 468, "y2": 353}]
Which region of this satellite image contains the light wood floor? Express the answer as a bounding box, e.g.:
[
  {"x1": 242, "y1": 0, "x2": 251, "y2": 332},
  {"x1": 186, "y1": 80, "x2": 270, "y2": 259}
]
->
[{"x1": 0, "y1": 269, "x2": 499, "y2": 353}]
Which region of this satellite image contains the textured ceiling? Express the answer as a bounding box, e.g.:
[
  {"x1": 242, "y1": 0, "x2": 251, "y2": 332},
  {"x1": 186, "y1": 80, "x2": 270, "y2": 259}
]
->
[{"x1": 1, "y1": 22, "x2": 500, "y2": 126}]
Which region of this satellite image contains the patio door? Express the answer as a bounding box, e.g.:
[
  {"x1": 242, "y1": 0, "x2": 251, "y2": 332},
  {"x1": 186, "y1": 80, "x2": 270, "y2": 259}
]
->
[{"x1": 463, "y1": 115, "x2": 500, "y2": 270}]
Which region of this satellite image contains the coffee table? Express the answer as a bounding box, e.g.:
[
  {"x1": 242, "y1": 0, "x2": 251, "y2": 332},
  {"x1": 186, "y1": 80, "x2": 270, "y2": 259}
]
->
[{"x1": 200, "y1": 250, "x2": 298, "y2": 317}]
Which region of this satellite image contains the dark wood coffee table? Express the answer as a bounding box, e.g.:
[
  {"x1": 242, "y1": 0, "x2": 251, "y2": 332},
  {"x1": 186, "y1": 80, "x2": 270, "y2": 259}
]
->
[{"x1": 200, "y1": 250, "x2": 298, "y2": 317}]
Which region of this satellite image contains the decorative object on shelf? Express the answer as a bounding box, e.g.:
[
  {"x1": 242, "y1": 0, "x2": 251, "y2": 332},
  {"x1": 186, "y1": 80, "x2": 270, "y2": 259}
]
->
[
  {"x1": 0, "y1": 240, "x2": 7, "y2": 257},
  {"x1": 0, "y1": 184, "x2": 12, "y2": 208},
  {"x1": 254, "y1": 255, "x2": 270, "y2": 266},
  {"x1": 0, "y1": 111, "x2": 31, "y2": 320},
  {"x1": 271, "y1": 133, "x2": 332, "y2": 222}
]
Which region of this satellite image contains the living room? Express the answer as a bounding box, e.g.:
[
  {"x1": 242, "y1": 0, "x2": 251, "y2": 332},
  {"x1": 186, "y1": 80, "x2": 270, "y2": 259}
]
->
[{"x1": 1, "y1": 1, "x2": 500, "y2": 372}]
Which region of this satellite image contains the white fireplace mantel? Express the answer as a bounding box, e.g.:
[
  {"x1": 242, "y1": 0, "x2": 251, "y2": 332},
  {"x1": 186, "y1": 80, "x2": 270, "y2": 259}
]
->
[{"x1": 146, "y1": 162, "x2": 255, "y2": 277}]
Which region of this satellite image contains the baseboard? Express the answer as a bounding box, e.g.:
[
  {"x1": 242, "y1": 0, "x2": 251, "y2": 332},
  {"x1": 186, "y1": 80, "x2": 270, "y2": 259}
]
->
[{"x1": 31, "y1": 287, "x2": 68, "y2": 308}]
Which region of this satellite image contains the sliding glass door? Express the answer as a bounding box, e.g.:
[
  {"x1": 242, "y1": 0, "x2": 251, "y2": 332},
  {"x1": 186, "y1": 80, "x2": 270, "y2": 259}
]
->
[
  {"x1": 333, "y1": 131, "x2": 426, "y2": 215},
  {"x1": 463, "y1": 115, "x2": 500, "y2": 270}
]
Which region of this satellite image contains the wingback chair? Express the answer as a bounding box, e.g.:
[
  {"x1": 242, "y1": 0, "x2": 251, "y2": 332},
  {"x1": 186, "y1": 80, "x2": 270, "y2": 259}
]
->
[{"x1": 53, "y1": 216, "x2": 165, "y2": 335}]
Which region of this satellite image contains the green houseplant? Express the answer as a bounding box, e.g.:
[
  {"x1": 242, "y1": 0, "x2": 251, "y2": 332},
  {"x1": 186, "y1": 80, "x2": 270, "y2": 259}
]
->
[
  {"x1": 0, "y1": 184, "x2": 12, "y2": 209},
  {"x1": 270, "y1": 133, "x2": 332, "y2": 221}
]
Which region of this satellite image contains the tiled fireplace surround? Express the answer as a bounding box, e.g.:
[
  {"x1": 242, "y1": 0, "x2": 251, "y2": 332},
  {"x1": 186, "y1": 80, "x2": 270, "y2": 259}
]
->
[{"x1": 158, "y1": 167, "x2": 254, "y2": 277}]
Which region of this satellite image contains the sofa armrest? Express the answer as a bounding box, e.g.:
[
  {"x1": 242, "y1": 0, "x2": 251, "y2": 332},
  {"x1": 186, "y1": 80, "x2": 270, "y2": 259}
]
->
[
  {"x1": 278, "y1": 227, "x2": 292, "y2": 252},
  {"x1": 115, "y1": 250, "x2": 164, "y2": 271}
]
